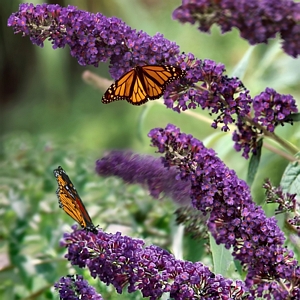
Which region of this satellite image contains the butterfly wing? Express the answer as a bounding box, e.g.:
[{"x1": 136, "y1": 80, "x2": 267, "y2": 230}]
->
[
  {"x1": 129, "y1": 71, "x2": 149, "y2": 105},
  {"x1": 101, "y1": 69, "x2": 145, "y2": 104},
  {"x1": 102, "y1": 65, "x2": 186, "y2": 106},
  {"x1": 53, "y1": 166, "x2": 98, "y2": 234}
]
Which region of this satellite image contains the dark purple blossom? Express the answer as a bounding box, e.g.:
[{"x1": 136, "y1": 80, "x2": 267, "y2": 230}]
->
[
  {"x1": 165, "y1": 56, "x2": 253, "y2": 132},
  {"x1": 7, "y1": 3, "x2": 183, "y2": 80},
  {"x1": 173, "y1": 0, "x2": 300, "y2": 58},
  {"x1": 232, "y1": 118, "x2": 261, "y2": 159},
  {"x1": 95, "y1": 150, "x2": 191, "y2": 205},
  {"x1": 54, "y1": 274, "x2": 103, "y2": 300},
  {"x1": 148, "y1": 124, "x2": 300, "y2": 298},
  {"x1": 233, "y1": 87, "x2": 298, "y2": 158},
  {"x1": 252, "y1": 88, "x2": 298, "y2": 132},
  {"x1": 61, "y1": 226, "x2": 249, "y2": 299}
]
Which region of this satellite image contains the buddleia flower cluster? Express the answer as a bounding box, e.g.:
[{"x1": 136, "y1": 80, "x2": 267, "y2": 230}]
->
[
  {"x1": 59, "y1": 225, "x2": 249, "y2": 299},
  {"x1": 55, "y1": 274, "x2": 102, "y2": 300},
  {"x1": 173, "y1": 0, "x2": 300, "y2": 58},
  {"x1": 264, "y1": 179, "x2": 300, "y2": 231}
]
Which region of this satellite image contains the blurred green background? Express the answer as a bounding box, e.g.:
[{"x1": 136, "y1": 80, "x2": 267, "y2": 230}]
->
[{"x1": 1, "y1": 0, "x2": 300, "y2": 299}]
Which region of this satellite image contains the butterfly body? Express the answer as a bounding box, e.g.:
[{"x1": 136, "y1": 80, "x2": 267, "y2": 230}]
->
[
  {"x1": 102, "y1": 65, "x2": 186, "y2": 106},
  {"x1": 54, "y1": 166, "x2": 98, "y2": 234}
]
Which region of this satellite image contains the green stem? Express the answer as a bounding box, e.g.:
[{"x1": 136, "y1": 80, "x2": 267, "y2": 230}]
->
[{"x1": 243, "y1": 115, "x2": 299, "y2": 156}]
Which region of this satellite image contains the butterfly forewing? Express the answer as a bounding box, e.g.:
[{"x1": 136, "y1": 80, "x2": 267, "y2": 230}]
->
[
  {"x1": 59, "y1": 192, "x2": 85, "y2": 227},
  {"x1": 142, "y1": 65, "x2": 181, "y2": 85},
  {"x1": 102, "y1": 69, "x2": 136, "y2": 103},
  {"x1": 53, "y1": 166, "x2": 98, "y2": 234}
]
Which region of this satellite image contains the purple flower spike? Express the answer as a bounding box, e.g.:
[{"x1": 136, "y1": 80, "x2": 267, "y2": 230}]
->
[
  {"x1": 165, "y1": 56, "x2": 252, "y2": 132},
  {"x1": 232, "y1": 118, "x2": 261, "y2": 159},
  {"x1": 180, "y1": 57, "x2": 296, "y2": 159},
  {"x1": 253, "y1": 88, "x2": 298, "y2": 132},
  {"x1": 95, "y1": 150, "x2": 191, "y2": 205},
  {"x1": 7, "y1": 3, "x2": 253, "y2": 132},
  {"x1": 7, "y1": 3, "x2": 183, "y2": 79},
  {"x1": 61, "y1": 227, "x2": 249, "y2": 299},
  {"x1": 54, "y1": 274, "x2": 103, "y2": 300},
  {"x1": 233, "y1": 87, "x2": 298, "y2": 158},
  {"x1": 173, "y1": 0, "x2": 300, "y2": 58},
  {"x1": 148, "y1": 124, "x2": 300, "y2": 299}
]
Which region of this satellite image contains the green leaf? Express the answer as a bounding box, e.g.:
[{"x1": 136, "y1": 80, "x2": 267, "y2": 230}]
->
[
  {"x1": 210, "y1": 233, "x2": 234, "y2": 276},
  {"x1": 281, "y1": 154, "x2": 300, "y2": 194},
  {"x1": 231, "y1": 46, "x2": 255, "y2": 79},
  {"x1": 247, "y1": 139, "x2": 263, "y2": 186},
  {"x1": 284, "y1": 113, "x2": 300, "y2": 123},
  {"x1": 8, "y1": 218, "x2": 27, "y2": 263}
]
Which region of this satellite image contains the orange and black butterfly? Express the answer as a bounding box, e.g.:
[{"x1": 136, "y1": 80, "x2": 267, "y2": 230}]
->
[
  {"x1": 53, "y1": 166, "x2": 98, "y2": 234},
  {"x1": 102, "y1": 65, "x2": 186, "y2": 106}
]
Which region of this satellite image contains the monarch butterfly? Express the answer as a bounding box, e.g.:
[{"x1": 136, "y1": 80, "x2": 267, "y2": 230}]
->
[
  {"x1": 102, "y1": 65, "x2": 186, "y2": 106},
  {"x1": 53, "y1": 166, "x2": 98, "y2": 234}
]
